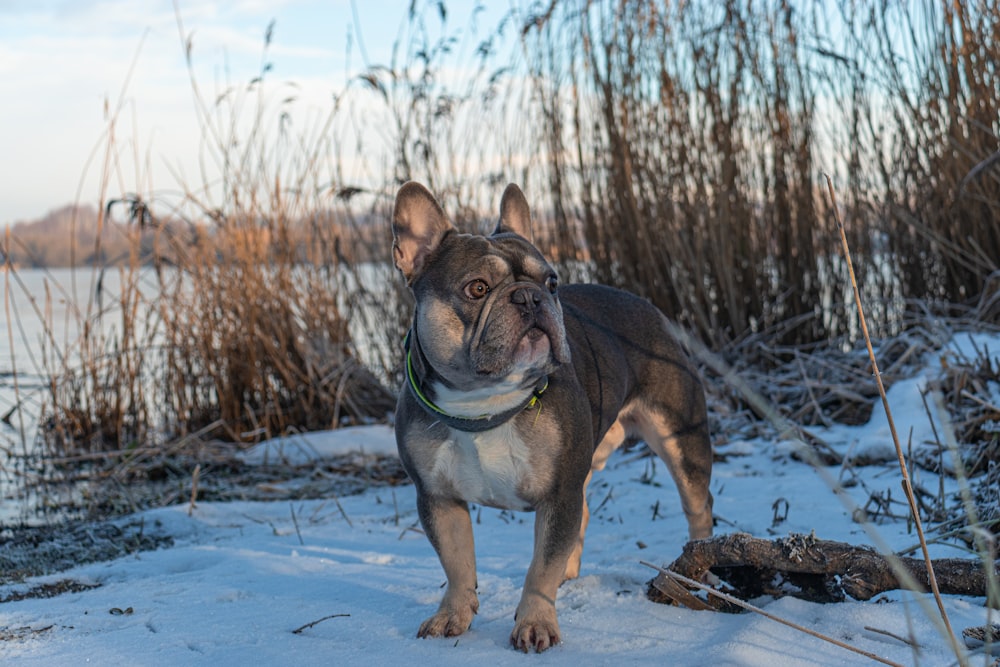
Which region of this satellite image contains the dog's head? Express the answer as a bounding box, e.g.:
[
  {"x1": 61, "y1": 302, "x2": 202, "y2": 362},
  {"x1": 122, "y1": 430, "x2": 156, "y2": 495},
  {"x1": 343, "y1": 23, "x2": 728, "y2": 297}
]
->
[{"x1": 392, "y1": 182, "x2": 570, "y2": 397}]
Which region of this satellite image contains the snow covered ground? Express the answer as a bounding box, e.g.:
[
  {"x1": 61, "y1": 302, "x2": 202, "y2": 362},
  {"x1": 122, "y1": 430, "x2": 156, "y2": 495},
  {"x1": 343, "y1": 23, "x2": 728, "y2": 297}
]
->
[{"x1": 1, "y1": 334, "x2": 998, "y2": 665}]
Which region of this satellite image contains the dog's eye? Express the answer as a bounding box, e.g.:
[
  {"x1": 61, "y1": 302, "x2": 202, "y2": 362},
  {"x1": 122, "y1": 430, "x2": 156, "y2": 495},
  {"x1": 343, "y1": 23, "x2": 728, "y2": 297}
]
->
[
  {"x1": 546, "y1": 275, "x2": 559, "y2": 294},
  {"x1": 464, "y1": 279, "x2": 490, "y2": 299}
]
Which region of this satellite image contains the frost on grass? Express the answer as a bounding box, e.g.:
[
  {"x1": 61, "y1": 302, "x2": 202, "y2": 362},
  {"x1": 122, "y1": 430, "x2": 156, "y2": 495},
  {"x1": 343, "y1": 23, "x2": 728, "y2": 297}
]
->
[{"x1": 0, "y1": 518, "x2": 170, "y2": 585}]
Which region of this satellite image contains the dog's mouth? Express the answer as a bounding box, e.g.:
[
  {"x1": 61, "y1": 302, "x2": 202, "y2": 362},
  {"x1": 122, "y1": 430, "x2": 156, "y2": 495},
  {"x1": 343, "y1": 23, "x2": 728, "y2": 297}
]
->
[
  {"x1": 511, "y1": 322, "x2": 569, "y2": 371},
  {"x1": 472, "y1": 323, "x2": 561, "y2": 378},
  {"x1": 514, "y1": 326, "x2": 549, "y2": 362},
  {"x1": 470, "y1": 287, "x2": 571, "y2": 378}
]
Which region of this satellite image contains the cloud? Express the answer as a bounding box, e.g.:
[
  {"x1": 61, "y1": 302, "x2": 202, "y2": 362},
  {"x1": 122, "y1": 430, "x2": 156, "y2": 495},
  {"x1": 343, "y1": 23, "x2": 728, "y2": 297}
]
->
[
  {"x1": 0, "y1": 0, "x2": 352, "y2": 222},
  {"x1": 0, "y1": 0, "x2": 508, "y2": 223}
]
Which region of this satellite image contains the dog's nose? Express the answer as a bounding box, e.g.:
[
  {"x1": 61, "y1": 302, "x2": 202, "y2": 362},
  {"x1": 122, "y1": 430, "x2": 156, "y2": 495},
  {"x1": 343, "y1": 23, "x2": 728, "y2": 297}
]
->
[{"x1": 510, "y1": 286, "x2": 542, "y2": 315}]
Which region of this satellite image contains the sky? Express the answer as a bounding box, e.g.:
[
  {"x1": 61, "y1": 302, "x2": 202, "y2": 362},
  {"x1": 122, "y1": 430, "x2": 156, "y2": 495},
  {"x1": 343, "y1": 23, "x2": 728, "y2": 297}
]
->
[{"x1": 0, "y1": 0, "x2": 506, "y2": 225}]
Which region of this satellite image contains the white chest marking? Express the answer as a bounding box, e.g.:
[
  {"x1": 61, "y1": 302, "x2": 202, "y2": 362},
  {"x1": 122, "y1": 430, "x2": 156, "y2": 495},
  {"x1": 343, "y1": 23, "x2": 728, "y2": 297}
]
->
[{"x1": 430, "y1": 422, "x2": 534, "y2": 511}]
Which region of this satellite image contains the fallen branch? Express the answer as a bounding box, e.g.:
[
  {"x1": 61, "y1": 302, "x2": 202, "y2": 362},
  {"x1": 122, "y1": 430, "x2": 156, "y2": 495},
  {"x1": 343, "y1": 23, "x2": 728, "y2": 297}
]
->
[
  {"x1": 643, "y1": 564, "x2": 907, "y2": 667},
  {"x1": 648, "y1": 533, "x2": 1000, "y2": 606}
]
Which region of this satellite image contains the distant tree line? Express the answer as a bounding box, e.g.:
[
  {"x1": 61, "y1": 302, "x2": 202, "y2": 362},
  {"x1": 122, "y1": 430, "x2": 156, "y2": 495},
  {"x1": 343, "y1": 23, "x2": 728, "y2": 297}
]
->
[
  {"x1": 2, "y1": 204, "x2": 386, "y2": 268},
  {"x1": 3, "y1": 205, "x2": 136, "y2": 268}
]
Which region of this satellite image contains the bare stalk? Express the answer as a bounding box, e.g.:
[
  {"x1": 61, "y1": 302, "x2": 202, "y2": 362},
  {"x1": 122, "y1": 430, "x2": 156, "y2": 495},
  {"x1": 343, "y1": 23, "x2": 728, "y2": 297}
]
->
[
  {"x1": 187, "y1": 463, "x2": 200, "y2": 516},
  {"x1": 3, "y1": 230, "x2": 27, "y2": 455},
  {"x1": 824, "y1": 173, "x2": 965, "y2": 662}
]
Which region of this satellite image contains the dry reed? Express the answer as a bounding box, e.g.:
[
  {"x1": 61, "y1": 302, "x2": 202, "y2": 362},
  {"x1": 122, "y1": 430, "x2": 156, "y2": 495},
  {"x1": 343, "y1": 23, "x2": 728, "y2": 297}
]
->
[{"x1": 1, "y1": 1, "x2": 996, "y2": 549}]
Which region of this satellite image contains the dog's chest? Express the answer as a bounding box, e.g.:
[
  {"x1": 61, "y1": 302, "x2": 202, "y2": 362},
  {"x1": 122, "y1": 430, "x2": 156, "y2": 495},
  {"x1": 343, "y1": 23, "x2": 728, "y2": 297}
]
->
[{"x1": 429, "y1": 423, "x2": 535, "y2": 511}]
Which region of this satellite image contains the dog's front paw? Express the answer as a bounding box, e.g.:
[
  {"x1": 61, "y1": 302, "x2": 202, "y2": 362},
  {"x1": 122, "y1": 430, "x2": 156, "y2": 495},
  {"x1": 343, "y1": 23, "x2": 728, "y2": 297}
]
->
[
  {"x1": 510, "y1": 617, "x2": 560, "y2": 653},
  {"x1": 510, "y1": 597, "x2": 560, "y2": 652},
  {"x1": 417, "y1": 589, "x2": 478, "y2": 639},
  {"x1": 418, "y1": 610, "x2": 473, "y2": 638}
]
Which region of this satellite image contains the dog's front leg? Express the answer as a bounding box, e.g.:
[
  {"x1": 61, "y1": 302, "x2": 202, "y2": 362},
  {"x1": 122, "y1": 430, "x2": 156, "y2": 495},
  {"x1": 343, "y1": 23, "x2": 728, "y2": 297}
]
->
[
  {"x1": 511, "y1": 499, "x2": 581, "y2": 652},
  {"x1": 416, "y1": 495, "x2": 479, "y2": 638}
]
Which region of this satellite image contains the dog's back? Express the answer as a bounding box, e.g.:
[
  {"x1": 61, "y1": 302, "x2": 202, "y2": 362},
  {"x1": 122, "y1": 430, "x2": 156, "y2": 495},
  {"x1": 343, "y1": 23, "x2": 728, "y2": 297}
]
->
[{"x1": 559, "y1": 283, "x2": 714, "y2": 540}]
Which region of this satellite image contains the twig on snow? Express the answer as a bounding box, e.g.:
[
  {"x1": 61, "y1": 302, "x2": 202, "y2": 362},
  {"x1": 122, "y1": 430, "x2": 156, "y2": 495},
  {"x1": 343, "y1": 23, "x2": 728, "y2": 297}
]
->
[
  {"x1": 290, "y1": 502, "x2": 304, "y2": 545},
  {"x1": 291, "y1": 613, "x2": 350, "y2": 634}
]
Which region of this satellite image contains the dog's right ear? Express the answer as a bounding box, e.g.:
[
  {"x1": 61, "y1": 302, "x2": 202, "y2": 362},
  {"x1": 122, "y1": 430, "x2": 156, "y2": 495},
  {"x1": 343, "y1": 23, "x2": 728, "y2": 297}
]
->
[{"x1": 392, "y1": 182, "x2": 455, "y2": 284}]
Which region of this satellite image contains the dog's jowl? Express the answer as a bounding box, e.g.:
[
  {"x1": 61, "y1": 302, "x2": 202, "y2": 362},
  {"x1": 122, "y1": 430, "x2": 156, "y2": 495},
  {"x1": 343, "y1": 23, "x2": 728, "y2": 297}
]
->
[{"x1": 391, "y1": 181, "x2": 713, "y2": 652}]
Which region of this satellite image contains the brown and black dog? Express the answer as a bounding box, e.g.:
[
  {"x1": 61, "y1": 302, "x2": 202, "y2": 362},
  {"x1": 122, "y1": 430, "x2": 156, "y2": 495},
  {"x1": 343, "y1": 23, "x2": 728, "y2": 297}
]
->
[{"x1": 391, "y1": 182, "x2": 713, "y2": 652}]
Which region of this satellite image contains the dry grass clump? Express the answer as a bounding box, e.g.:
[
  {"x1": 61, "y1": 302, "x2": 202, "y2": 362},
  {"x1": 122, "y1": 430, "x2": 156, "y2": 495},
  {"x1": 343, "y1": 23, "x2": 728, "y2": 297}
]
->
[
  {"x1": 725, "y1": 328, "x2": 948, "y2": 430},
  {"x1": 516, "y1": 1, "x2": 1000, "y2": 349},
  {"x1": 933, "y1": 338, "x2": 1000, "y2": 473},
  {"x1": 925, "y1": 333, "x2": 1000, "y2": 536},
  {"x1": 151, "y1": 215, "x2": 396, "y2": 443},
  {"x1": 2, "y1": 21, "x2": 404, "y2": 511},
  {"x1": 520, "y1": 1, "x2": 863, "y2": 345},
  {"x1": 27, "y1": 208, "x2": 400, "y2": 460}
]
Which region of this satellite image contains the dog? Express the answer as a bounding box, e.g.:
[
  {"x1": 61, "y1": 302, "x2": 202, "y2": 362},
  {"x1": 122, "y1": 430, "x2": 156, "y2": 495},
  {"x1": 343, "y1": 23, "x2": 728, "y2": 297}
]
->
[{"x1": 391, "y1": 181, "x2": 713, "y2": 652}]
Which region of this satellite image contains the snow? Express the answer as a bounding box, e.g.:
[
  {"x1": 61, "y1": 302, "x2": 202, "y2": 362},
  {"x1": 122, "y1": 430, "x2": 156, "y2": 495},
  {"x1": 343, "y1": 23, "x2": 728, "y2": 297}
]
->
[
  {"x1": 239, "y1": 425, "x2": 400, "y2": 466},
  {"x1": 2, "y1": 337, "x2": 999, "y2": 665}
]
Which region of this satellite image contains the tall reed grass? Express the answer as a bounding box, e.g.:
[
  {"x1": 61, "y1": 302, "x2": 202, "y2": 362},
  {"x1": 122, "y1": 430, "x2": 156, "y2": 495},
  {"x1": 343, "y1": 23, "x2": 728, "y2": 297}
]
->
[
  {"x1": 2, "y1": 1, "x2": 997, "y2": 517},
  {"x1": 137, "y1": 16, "x2": 402, "y2": 444},
  {"x1": 5, "y1": 17, "x2": 402, "y2": 474},
  {"x1": 514, "y1": 0, "x2": 999, "y2": 347}
]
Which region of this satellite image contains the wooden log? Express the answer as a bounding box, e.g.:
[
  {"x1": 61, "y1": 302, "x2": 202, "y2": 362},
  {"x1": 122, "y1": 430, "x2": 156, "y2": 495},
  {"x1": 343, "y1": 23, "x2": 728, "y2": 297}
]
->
[{"x1": 648, "y1": 532, "x2": 999, "y2": 607}]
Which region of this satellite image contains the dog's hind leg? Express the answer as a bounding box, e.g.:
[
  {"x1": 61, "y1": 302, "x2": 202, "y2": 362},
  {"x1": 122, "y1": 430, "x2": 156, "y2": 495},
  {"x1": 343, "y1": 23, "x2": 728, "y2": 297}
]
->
[{"x1": 637, "y1": 409, "x2": 714, "y2": 540}]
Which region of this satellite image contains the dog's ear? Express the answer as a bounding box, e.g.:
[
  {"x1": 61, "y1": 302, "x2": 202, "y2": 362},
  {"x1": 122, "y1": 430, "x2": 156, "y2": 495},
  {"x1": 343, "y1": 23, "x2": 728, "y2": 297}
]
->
[
  {"x1": 392, "y1": 182, "x2": 455, "y2": 284},
  {"x1": 494, "y1": 183, "x2": 533, "y2": 241}
]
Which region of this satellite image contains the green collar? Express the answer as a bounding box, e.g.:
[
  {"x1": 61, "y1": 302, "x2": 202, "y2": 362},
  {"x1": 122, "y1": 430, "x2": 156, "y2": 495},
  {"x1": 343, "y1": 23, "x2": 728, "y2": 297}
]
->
[{"x1": 404, "y1": 331, "x2": 547, "y2": 432}]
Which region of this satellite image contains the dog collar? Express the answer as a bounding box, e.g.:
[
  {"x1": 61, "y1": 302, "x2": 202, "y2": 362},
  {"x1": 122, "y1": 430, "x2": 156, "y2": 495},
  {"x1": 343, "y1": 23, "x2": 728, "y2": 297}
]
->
[{"x1": 404, "y1": 331, "x2": 547, "y2": 432}]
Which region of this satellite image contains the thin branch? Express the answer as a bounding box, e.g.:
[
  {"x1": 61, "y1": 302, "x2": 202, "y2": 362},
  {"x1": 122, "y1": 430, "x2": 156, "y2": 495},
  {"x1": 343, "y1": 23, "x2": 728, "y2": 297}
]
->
[
  {"x1": 290, "y1": 502, "x2": 304, "y2": 546},
  {"x1": 291, "y1": 613, "x2": 350, "y2": 635},
  {"x1": 187, "y1": 463, "x2": 200, "y2": 516},
  {"x1": 824, "y1": 173, "x2": 965, "y2": 663},
  {"x1": 864, "y1": 625, "x2": 922, "y2": 649}
]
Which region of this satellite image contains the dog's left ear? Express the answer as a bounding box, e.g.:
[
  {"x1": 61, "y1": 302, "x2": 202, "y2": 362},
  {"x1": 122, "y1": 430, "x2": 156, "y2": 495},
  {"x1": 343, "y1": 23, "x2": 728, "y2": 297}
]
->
[
  {"x1": 392, "y1": 182, "x2": 456, "y2": 284},
  {"x1": 494, "y1": 183, "x2": 533, "y2": 241}
]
